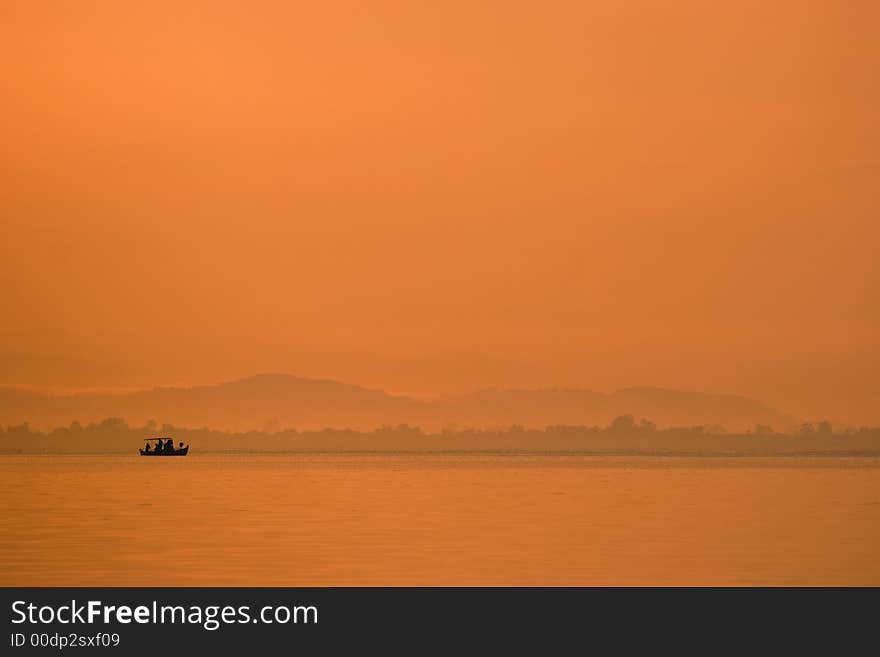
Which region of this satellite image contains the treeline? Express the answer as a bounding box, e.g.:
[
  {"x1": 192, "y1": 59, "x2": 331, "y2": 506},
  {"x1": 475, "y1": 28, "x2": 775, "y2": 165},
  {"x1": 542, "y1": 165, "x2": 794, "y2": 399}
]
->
[{"x1": 2, "y1": 415, "x2": 880, "y2": 455}]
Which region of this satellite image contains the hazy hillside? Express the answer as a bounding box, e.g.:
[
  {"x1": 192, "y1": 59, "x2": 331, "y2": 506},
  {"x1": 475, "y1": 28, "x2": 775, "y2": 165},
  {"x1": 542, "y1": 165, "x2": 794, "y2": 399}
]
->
[{"x1": 0, "y1": 373, "x2": 794, "y2": 432}]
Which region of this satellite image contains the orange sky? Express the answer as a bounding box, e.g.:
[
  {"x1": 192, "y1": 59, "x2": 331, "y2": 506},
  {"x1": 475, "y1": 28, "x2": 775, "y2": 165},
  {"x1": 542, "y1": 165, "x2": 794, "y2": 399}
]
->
[{"x1": 1, "y1": 1, "x2": 877, "y2": 423}]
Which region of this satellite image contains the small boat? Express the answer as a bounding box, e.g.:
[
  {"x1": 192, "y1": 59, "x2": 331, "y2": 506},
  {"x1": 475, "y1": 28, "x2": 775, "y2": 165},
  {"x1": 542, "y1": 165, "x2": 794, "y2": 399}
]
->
[{"x1": 139, "y1": 437, "x2": 189, "y2": 457}]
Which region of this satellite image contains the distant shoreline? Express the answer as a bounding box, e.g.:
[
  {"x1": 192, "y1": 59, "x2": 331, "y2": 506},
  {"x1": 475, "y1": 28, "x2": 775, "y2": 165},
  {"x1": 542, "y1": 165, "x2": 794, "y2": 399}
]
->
[
  {"x1": 4, "y1": 450, "x2": 880, "y2": 458},
  {"x1": 3, "y1": 420, "x2": 879, "y2": 456}
]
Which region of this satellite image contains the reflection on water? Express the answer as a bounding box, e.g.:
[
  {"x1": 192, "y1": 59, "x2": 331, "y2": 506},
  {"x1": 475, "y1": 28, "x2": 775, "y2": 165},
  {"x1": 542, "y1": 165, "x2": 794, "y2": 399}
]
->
[{"x1": 1, "y1": 455, "x2": 879, "y2": 585}]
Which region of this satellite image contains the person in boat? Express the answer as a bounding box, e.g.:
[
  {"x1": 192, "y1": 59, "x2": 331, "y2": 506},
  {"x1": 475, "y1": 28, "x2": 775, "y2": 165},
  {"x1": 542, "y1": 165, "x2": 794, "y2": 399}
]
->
[
  {"x1": 178, "y1": 441, "x2": 185, "y2": 451},
  {"x1": 144, "y1": 442, "x2": 152, "y2": 453},
  {"x1": 154, "y1": 438, "x2": 163, "y2": 451},
  {"x1": 164, "y1": 439, "x2": 175, "y2": 453}
]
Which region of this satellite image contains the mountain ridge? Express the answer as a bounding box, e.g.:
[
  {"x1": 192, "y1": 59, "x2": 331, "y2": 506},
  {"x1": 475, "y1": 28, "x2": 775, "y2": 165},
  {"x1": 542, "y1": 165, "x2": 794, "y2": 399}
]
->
[{"x1": 0, "y1": 373, "x2": 794, "y2": 432}]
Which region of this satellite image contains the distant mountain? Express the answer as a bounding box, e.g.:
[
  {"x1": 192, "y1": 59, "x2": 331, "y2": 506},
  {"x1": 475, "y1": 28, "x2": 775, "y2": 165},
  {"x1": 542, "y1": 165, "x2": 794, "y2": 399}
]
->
[
  {"x1": 441, "y1": 385, "x2": 790, "y2": 431},
  {"x1": 610, "y1": 387, "x2": 785, "y2": 429},
  {"x1": 0, "y1": 373, "x2": 794, "y2": 432}
]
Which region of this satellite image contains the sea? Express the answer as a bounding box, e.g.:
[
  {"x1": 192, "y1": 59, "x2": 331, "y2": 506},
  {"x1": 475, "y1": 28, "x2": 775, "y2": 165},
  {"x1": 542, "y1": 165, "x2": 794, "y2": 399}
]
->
[{"x1": 2, "y1": 454, "x2": 878, "y2": 585}]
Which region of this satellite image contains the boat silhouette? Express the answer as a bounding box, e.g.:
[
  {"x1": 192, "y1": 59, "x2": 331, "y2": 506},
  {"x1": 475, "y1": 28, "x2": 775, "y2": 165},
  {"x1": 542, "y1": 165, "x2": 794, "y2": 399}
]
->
[{"x1": 139, "y1": 437, "x2": 189, "y2": 456}]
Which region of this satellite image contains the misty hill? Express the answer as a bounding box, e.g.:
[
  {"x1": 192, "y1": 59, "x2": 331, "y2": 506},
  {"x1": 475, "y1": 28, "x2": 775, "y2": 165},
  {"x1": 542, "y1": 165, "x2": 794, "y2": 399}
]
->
[
  {"x1": 448, "y1": 386, "x2": 790, "y2": 431},
  {"x1": 0, "y1": 373, "x2": 794, "y2": 432},
  {"x1": 0, "y1": 375, "x2": 409, "y2": 433}
]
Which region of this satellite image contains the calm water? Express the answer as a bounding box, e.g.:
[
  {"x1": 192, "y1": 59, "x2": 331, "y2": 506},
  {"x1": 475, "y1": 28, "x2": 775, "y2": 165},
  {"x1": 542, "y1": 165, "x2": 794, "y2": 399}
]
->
[{"x1": 1, "y1": 454, "x2": 879, "y2": 586}]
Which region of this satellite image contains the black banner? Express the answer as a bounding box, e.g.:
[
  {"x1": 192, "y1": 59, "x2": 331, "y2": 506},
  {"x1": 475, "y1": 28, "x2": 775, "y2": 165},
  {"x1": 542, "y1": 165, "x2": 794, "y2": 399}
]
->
[{"x1": 2, "y1": 588, "x2": 876, "y2": 654}]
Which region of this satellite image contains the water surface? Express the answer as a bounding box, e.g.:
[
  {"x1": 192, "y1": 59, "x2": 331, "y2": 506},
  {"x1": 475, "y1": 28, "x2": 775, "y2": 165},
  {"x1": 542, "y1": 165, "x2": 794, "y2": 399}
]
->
[{"x1": 1, "y1": 454, "x2": 878, "y2": 585}]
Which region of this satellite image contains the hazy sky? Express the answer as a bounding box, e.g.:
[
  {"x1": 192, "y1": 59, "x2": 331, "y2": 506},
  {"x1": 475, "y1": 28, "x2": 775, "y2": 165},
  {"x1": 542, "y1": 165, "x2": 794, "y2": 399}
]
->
[{"x1": 2, "y1": 1, "x2": 877, "y2": 422}]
